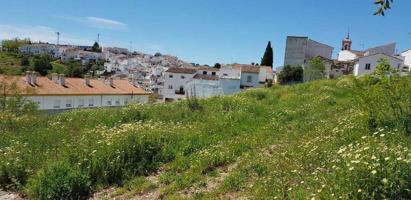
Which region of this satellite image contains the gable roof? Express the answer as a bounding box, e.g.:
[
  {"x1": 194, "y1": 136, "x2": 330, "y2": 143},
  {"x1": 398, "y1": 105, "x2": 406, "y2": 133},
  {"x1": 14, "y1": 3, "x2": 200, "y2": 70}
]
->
[
  {"x1": 166, "y1": 67, "x2": 197, "y2": 74},
  {"x1": 356, "y1": 53, "x2": 404, "y2": 62},
  {"x1": 0, "y1": 75, "x2": 148, "y2": 96},
  {"x1": 232, "y1": 64, "x2": 262, "y2": 74},
  {"x1": 196, "y1": 66, "x2": 220, "y2": 72}
]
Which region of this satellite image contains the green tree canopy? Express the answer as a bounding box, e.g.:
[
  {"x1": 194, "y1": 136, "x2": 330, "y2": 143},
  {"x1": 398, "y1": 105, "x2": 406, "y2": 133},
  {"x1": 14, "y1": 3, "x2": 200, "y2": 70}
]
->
[
  {"x1": 1, "y1": 38, "x2": 31, "y2": 52},
  {"x1": 33, "y1": 55, "x2": 53, "y2": 76},
  {"x1": 304, "y1": 57, "x2": 326, "y2": 82},
  {"x1": 91, "y1": 42, "x2": 102, "y2": 53},
  {"x1": 260, "y1": 41, "x2": 273, "y2": 67},
  {"x1": 374, "y1": 0, "x2": 393, "y2": 16},
  {"x1": 374, "y1": 58, "x2": 394, "y2": 76},
  {"x1": 278, "y1": 65, "x2": 303, "y2": 84}
]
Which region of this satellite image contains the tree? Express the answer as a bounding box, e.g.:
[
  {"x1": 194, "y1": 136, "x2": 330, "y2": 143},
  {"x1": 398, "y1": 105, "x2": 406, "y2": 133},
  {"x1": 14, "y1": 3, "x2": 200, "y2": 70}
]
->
[
  {"x1": 304, "y1": 57, "x2": 326, "y2": 82},
  {"x1": 20, "y1": 56, "x2": 30, "y2": 66},
  {"x1": 1, "y1": 38, "x2": 31, "y2": 52},
  {"x1": 91, "y1": 42, "x2": 102, "y2": 53},
  {"x1": 374, "y1": 0, "x2": 393, "y2": 16},
  {"x1": 278, "y1": 65, "x2": 303, "y2": 84},
  {"x1": 214, "y1": 63, "x2": 221, "y2": 68},
  {"x1": 374, "y1": 58, "x2": 394, "y2": 76},
  {"x1": 260, "y1": 41, "x2": 273, "y2": 67},
  {"x1": 33, "y1": 55, "x2": 53, "y2": 76},
  {"x1": 0, "y1": 78, "x2": 37, "y2": 115},
  {"x1": 154, "y1": 52, "x2": 162, "y2": 57}
]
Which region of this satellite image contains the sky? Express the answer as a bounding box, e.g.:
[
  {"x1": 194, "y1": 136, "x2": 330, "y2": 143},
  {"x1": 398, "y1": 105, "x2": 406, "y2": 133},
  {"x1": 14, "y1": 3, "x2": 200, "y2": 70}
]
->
[{"x1": 0, "y1": 0, "x2": 410, "y2": 68}]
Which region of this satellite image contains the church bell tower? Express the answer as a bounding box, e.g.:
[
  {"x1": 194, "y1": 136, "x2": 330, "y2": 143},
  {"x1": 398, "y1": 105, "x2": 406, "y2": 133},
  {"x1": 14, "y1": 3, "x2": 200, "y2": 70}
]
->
[{"x1": 342, "y1": 32, "x2": 352, "y2": 51}]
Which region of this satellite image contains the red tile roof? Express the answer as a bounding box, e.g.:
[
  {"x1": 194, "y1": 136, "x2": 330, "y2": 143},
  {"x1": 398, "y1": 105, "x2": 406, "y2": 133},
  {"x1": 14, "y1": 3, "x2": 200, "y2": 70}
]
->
[
  {"x1": 0, "y1": 75, "x2": 148, "y2": 96},
  {"x1": 166, "y1": 67, "x2": 197, "y2": 74},
  {"x1": 193, "y1": 74, "x2": 219, "y2": 80}
]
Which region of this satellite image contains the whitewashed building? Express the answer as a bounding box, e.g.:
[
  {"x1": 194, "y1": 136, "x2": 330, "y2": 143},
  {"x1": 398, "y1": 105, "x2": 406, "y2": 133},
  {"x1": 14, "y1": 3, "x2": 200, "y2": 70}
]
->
[
  {"x1": 401, "y1": 49, "x2": 411, "y2": 72},
  {"x1": 160, "y1": 67, "x2": 197, "y2": 101},
  {"x1": 232, "y1": 64, "x2": 260, "y2": 88},
  {"x1": 0, "y1": 73, "x2": 149, "y2": 110},
  {"x1": 258, "y1": 66, "x2": 274, "y2": 83},
  {"x1": 353, "y1": 53, "x2": 404, "y2": 76}
]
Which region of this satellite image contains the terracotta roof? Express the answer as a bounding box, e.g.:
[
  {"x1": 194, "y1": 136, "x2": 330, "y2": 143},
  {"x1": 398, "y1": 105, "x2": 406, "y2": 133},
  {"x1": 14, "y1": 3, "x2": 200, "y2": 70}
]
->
[
  {"x1": 0, "y1": 75, "x2": 148, "y2": 96},
  {"x1": 261, "y1": 66, "x2": 273, "y2": 74},
  {"x1": 166, "y1": 67, "x2": 197, "y2": 74},
  {"x1": 193, "y1": 74, "x2": 219, "y2": 80},
  {"x1": 196, "y1": 66, "x2": 220, "y2": 71},
  {"x1": 233, "y1": 64, "x2": 261, "y2": 74}
]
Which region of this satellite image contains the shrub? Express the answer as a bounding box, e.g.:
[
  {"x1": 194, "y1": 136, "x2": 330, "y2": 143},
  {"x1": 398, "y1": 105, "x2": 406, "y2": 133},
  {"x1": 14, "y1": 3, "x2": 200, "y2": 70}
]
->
[{"x1": 26, "y1": 163, "x2": 91, "y2": 200}]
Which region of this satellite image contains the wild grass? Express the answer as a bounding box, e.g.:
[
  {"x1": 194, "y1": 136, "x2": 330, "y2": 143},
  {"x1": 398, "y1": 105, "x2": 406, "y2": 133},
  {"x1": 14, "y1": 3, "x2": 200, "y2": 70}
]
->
[{"x1": 0, "y1": 75, "x2": 410, "y2": 199}]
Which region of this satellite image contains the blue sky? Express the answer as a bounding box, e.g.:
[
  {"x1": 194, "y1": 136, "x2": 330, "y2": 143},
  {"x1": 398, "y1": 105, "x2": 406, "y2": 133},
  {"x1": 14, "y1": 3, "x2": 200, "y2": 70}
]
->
[{"x1": 0, "y1": 0, "x2": 410, "y2": 67}]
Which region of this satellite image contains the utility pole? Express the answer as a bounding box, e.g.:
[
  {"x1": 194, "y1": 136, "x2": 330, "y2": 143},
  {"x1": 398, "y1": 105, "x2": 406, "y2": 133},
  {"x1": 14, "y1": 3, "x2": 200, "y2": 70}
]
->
[
  {"x1": 97, "y1": 33, "x2": 100, "y2": 44},
  {"x1": 129, "y1": 41, "x2": 133, "y2": 53},
  {"x1": 56, "y1": 32, "x2": 60, "y2": 45}
]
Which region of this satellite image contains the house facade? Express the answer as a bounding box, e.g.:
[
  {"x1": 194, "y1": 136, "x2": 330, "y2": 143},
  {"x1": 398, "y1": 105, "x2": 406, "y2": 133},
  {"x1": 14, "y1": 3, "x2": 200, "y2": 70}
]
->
[
  {"x1": 160, "y1": 67, "x2": 196, "y2": 101},
  {"x1": 401, "y1": 49, "x2": 411, "y2": 72},
  {"x1": 0, "y1": 73, "x2": 149, "y2": 110},
  {"x1": 354, "y1": 54, "x2": 404, "y2": 76}
]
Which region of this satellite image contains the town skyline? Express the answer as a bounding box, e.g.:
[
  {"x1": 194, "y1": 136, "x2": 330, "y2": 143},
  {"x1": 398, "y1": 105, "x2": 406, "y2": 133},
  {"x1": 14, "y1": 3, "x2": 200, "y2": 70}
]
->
[{"x1": 1, "y1": 0, "x2": 411, "y2": 67}]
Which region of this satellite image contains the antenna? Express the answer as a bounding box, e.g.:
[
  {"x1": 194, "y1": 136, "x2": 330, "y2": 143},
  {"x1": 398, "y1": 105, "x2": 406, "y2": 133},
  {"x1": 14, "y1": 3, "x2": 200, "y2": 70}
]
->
[
  {"x1": 360, "y1": 43, "x2": 365, "y2": 51},
  {"x1": 129, "y1": 41, "x2": 133, "y2": 52},
  {"x1": 56, "y1": 32, "x2": 60, "y2": 45},
  {"x1": 97, "y1": 33, "x2": 100, "y2": 43}
]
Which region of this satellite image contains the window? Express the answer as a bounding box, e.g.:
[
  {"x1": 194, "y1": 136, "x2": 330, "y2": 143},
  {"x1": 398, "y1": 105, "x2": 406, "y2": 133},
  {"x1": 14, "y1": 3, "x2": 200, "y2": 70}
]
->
[
  {"x1": 66, "y1": 99, "x2": 72, "y2": 108},
  {"x1": 168, "y1": 85, "x2": 173, "y2": 89},
  {"x1": 169, "y1": 75, "x2": 173, "y2": 78},
  {"x1": 365, "y1": 63, "x2": 371, "y2": 70},
  {"x1": 246, "y1": 75, "x2": 252, "y2": 83},
  {"x1": 107, "y1": 100, "x2": 112, "y2": 106},
  {"x1": 78, "y1": 99, "x2": 84, "y2": 108},
  {"x1": 203, "y1": 71, "x2": 207, "y2": 75},
  {"x1": 181, "y1": 76, "x2": 185, "y2": 79},
  {"x1": 53, "y1": 99, "x2": 61, "y2": 109},
  {"x1": 115, "y1": 99, "x2": 121, "y2": 106},
  {"x1": 223, "y1": 73, "x2": 228, "y2": 76},
  {"x1": 88, "y1": 99, "x2": 94, "y2": 107},
  {"x1": 212, "y1": 72, "x2": 216, "y2": 76}
]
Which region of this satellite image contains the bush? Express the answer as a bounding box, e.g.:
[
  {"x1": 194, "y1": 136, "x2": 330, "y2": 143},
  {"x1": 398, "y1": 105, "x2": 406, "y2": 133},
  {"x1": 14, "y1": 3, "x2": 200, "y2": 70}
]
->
[{"x1": 26, "y1": 163, "x2": 91, "y2": 200}]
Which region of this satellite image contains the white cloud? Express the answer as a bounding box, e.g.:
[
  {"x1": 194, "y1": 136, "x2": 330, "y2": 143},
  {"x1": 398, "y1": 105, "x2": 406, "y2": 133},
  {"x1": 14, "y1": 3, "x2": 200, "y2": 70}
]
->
[
  {"x1": 56, "y1": 15, "x2": 127, "y2": 30},
  {"x1": 0, "y1": 24, "x2": 93, "y2": 45}
]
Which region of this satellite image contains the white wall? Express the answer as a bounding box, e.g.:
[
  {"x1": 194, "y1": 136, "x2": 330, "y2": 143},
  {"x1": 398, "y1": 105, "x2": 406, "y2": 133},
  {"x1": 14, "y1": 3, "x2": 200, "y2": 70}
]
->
[
  {"x1": 240, "y1": 72, "x2": 259, "y2": 87},
  {"x1": 161, "y1": 72, "x2": 195, "y2": 100},
  {"x1": 401, "y1": 50, "x2": 411, "y2": 71},
  {"x1": 26, "y1": 94, "x2": 148, "y2": 110},
  {"x1": 337, "y1": 50, "x2": 357, "y2": 61},
  {"x1": 220, "y1": 78, "x2": 241, "y2": 95},
  {"x1": 258, "y1": 68, "x2": 274, "y2": 83},
  {"x1": 354, "y1": 54, "x2": 403, "y2": 76}
]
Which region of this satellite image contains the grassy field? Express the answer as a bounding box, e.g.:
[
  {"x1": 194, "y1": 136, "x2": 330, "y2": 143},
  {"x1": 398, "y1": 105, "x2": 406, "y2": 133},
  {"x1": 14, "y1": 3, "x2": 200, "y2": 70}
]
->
[{"x1": 0, "y1": 75, "x2": 410, "y2": 199}]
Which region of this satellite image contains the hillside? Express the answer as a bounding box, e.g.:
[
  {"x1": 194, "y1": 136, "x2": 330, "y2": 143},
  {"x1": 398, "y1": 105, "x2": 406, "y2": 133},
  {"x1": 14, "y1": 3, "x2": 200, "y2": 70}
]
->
[
  {"x1": 1, "y1": 75, "x2": 410, "y2": 199},
  {"x1": 0, "y1": 51, "x2": 23, "y2": 75}
]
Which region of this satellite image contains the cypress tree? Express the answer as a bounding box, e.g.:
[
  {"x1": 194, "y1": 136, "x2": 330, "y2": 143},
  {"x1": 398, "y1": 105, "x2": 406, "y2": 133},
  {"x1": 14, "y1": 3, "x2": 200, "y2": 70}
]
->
[{"x1": 261, "y1": 41, "x2": 273, "y2": 67}]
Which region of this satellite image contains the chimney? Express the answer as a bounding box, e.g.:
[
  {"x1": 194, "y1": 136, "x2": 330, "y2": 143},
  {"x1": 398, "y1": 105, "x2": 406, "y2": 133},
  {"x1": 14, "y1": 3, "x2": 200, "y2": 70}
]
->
[
  {"x1": 59, "y1": 74, "x2": 66, "y2": 86},
  {"x1": 108, "y1": 77, "x2": 114, "y2": 87},
  {"x1": 51, "y1": 73, "x2": 59, "y2": 84},
  {"x1": 31, "y1": 71, "x2": 38, "y2": 86},
  {"x1": 84, "y1": 75, "x2": 91, "y2": 86},
  {"x1": 25, "y1": 71, "x2": 32, "y2": 85}
]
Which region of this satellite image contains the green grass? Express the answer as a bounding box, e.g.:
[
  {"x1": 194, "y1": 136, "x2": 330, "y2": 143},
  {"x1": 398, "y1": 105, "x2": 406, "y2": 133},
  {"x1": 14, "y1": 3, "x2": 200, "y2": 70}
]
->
[
  {"x1": 0, "y1": 75, "x2": 410, "y2": 199},
  {"x1": 0, "y1": 51, "x2": 24, "y2": 75}
]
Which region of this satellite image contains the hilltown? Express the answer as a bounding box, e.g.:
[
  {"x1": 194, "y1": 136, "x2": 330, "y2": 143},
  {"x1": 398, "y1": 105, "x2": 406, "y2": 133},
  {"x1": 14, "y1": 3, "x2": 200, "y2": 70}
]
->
[{"x1": 1, "y1": 34, "x2": 410, "y2": 110}]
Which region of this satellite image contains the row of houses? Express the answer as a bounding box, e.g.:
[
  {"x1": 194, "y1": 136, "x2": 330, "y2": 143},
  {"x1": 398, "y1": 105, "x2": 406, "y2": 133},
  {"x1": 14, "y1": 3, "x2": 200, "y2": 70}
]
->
[
  {"x1": 0, "y1": 72, "x2": 149, "y2": 110},
  {"x1": 158, "y1": 64, "x2": 274, "y2": 102},
  {"x1": 283, "y1": 35, "x2": 411, "y2": 78}
]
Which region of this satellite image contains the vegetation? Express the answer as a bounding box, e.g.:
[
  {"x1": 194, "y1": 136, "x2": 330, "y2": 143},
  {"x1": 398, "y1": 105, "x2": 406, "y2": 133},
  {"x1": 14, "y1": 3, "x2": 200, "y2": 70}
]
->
[
  {"x1": 304, "y1": 56, "x2": 326, "y2": 82},
  {"x1": 278, "y1": 65, "x2": 303, "y2": 84},
  {"x1": 91, "y1": 42, "x2": 102, "y2": 53},
  {"x1": 260, "y1": 41, "x2": 273, "y2": 67},
  {"x1": 0, "y1": 74, "x2": 410, "y2": 199},
  {"x1": 0, "y1": 51, "x2": 25, "y2": 75},
  {"x1": 33, "y1": 55, "x2": 53, "y2": 76},
  {"x1": 1, "y1": 38, "x2": 31, "y2": 52},
  {"x1": 374, "y1": 0, "x2": 394, "y2": 16}
]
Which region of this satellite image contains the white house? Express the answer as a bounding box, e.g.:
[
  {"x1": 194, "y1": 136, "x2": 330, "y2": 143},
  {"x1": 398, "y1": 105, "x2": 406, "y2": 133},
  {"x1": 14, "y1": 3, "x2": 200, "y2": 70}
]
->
[
  {"x1": 0, "y1": 73, "x2": 149, "y2": 111},
  {"x1": 19, "y1": 44, "x2": 61, "y2": 58},
  {"x1": 232, "y1": 64, "x2": 260, "y2": 88},
  {"x1": 258, "y1": 66, "x2": 274, "y2": 83},
  {"x1": 353, "y1": 53, "x2": 404, "y2": 76},
  {"x1": 401, "y1": 49, "x2": 411, "y2": 72},
  {"x1": 186, "y1": 73, "x2": 241, "y2": 99},
  {"x1": 160, "y1": 67, "x2": 197, "y2": 101}
]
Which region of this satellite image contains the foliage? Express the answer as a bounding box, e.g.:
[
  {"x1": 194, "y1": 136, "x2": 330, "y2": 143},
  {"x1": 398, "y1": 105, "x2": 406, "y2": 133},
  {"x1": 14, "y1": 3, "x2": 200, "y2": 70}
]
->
[
  {"x1": 26, "y1": 163, "x2": 91, "y2": 200},
  {"x1": 214, "y1": 63, "x2": 221, "y2": 69},
  {"x1": 278, "y1": 65, "x2": 303, "y2": 84},
  {"x1": 260, "y1": 41, "x2": 273, "y2": 67},
  {"x1": 304, "y1": 56, "x2": 326, "y2": 82},
  {"x1": 33, "y1": 55, "x2": 53, "y2": 76},
  {"x1": 0, "y1": 51, "x2": 25, "y2": 75},
  {"x1": 374, "y1": 0, "x2": 394, "y2": 16},
  {"x1": 0, "y1": 79, "x2": 37, "y2": 116},
  {"x1": 374, "y1": 58, "x2": 395, "y2": 76},
  {"x1": 0, "y1": 76, "x2": 411, "y2": 199},
  {"x1": 1, "y1": 38, "x2": 31, "y2": 52},
  {"x1": 154, "y1": 52, "x2": 162, "y2": 57},
  {"x1": 20, "y1": 56, "x2": 30, "y2": 67},
  {"x1": 91, "y1": 42, "x2": 102, "y2": 53}
]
